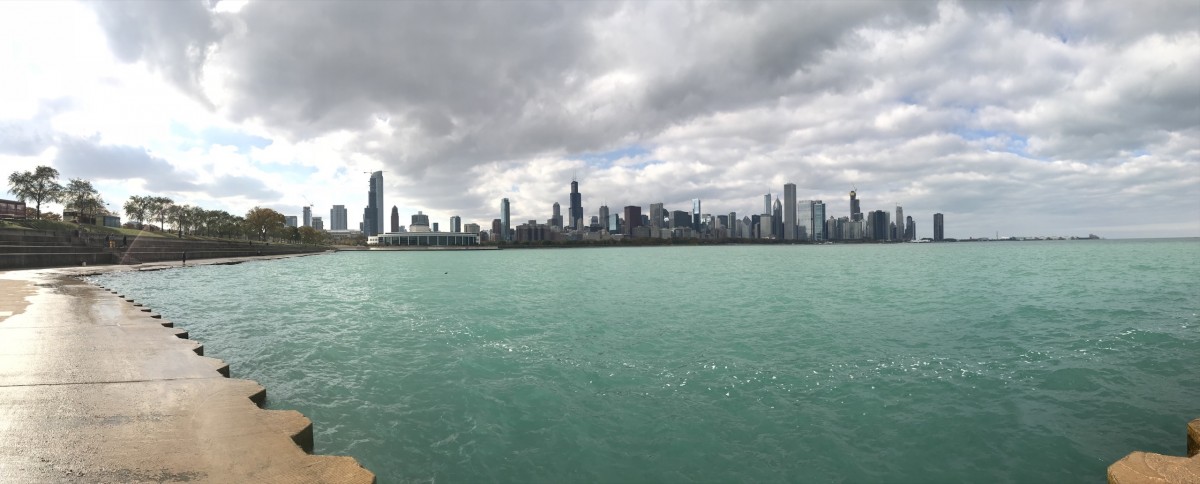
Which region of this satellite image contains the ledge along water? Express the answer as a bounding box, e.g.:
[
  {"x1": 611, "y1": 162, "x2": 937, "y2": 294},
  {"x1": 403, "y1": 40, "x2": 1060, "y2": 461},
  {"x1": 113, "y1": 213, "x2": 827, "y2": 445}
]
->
[{"x1": 0, "y1": 255, "x2": 374, "y2": 483}]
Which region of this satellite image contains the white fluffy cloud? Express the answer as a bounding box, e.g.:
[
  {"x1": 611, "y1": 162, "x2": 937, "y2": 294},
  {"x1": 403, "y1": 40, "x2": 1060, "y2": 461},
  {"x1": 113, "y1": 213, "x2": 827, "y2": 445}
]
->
[{"x1": 0, "y1": 0, "x2": 1196, "y2": 238}]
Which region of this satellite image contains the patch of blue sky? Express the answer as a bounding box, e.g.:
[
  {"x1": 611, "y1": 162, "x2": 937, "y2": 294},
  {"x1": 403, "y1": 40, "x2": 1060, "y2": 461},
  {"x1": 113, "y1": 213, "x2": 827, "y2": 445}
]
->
[
  {"x1": 573, "y1": 144, "x2": 656, "y2": 169},
  {"x1": 168, "y1": 121, "x2": 272, "y2": 153},
  {"x1": 953, "y1": 129, "x2": 1034, "y2": 158},
  {"x1": 259, "y1": 163, "x2": 318, "y2": 185},
  {"x1": 201, "y1": 127, "x2": 272, "y2": 153}
]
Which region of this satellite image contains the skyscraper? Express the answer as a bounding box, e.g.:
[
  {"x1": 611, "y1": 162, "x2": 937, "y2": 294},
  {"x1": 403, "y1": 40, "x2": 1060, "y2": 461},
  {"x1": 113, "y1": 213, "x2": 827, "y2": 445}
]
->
[
  {"x1": 623, "y1": 206, "x2": 641, "y2": 237},
  {"x1": 302, "y1": 206, "x2": 312, "y2": 227},
  {"x1": 763, "y1": 193, "x2": 772, "y2": 215},
  {"x1": 649, "y1": 202, "x2": 664, "y2": 229},
  {"x1": 894, "y1": 206, "x2": 904, "y2": 241},
  {"x1": 390, "y1": 206, "x2": 400, "y2": 233},
  {"x1": 552, "y1": 202, "x2": 562, "y2": 229},
  {"x1": 598, "y1": 205, "x2": 609, "y2": 231},
  {"x1": 692, "y1": 199, "x2": 702, "y2": 231},
  {"x1": 772, "y1": 198, "x2": 783, "y2": 239},
  {"x1": 671, "y1": 210, "x2": 690, "y2": 229},
  {"x1": 871, "y1": 210, "x2": 889, "y2": 241},
  {"x1": 728, "y1": 211, "x2": 737, "y2": 237},
  {"x1": 934, "y1": 213, "x2": 944, "y2": 241},
  {"x1": 783, "y1": 183, "x2": 797, "y2": 240},
  {"x1": 569, "y1": 180, "x2": 583, "y2": 229},
  {"x1": 850, "y1": 190, "x2": 862, "y2": 221},
  {"x1": 284, "y1": 216, "x2": 297, "y2": 228},
  {"x1": 799, "y1": 200, "x2": 812, "y2": 239},
  {"x1": 364, "y1": 171, "x2": 384, "y2": 236},
  {"x1": 500, "y1": 198, "x2": 511, "y2": 242},
  {"x1": 811, "y1": 200, "x2": 826, "y2": 241},
  {"x1": 330, "y1": 205, "x2": 348, "y2": 231},
  {"x1": 312, "y1": 217, "x2": 324, "y2": 231},
  {"x1": 450, "y1": 215, "x2": 461, "y2": 233}
]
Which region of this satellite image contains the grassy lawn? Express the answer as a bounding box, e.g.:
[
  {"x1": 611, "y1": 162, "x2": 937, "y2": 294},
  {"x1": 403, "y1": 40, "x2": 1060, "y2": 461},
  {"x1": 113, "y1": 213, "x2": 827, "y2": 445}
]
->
[{"x1": 1, "y1": 219, "x2": 167, "y2": 238}]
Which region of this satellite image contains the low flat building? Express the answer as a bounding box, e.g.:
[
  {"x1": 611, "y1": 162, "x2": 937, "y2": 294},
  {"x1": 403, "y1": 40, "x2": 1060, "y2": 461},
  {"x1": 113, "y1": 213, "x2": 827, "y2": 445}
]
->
[{"x1": 369, "y1": 231, "x2": 480, "y2": 247}]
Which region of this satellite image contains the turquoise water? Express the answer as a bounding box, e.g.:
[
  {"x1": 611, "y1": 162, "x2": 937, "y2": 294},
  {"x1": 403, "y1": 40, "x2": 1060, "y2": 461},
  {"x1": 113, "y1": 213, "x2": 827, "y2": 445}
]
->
[{"x1": 90, "y1": 240, "x2": 1200, "y2": 483}]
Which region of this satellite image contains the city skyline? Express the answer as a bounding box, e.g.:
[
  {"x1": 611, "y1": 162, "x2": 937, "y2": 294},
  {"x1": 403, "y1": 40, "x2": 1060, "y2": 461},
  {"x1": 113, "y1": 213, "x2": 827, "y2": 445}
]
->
[{"x1": 0, "y1": 2, "x2": 1196, "y2": 239}]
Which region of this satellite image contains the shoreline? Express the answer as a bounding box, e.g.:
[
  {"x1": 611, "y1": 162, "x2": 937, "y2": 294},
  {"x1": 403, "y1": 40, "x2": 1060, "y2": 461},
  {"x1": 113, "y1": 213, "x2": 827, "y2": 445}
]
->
[{"x1": 0, "y1": 254, "x2": 374, "y2": 482}]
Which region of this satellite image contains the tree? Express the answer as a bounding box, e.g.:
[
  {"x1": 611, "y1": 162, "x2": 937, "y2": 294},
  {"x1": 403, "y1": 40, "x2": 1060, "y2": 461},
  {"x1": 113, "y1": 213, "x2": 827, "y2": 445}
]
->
[
  {"x1": 123, "y1": 195, "x2": 149, "y2": 229},
  {"x1": 243, "y1": 206, "x2": 286, "y2": 241},
  {"x1": 62, "y1": 178, "x2": 105, "y2": 223},
  {"x1": 298, "y1": 226, "x2": 328, "y2": 245},
  {"x1": 7, "y1": 165, "x2": 63, "y2": 219},
  {"x1": 142, "y1": 196, "x2": 173, "y2": 231}
]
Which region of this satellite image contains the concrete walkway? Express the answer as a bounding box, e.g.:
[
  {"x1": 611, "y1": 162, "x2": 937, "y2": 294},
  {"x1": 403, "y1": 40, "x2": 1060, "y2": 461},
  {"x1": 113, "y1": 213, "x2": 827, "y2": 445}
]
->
[{"x1": 0, "y1": 254, "x2": 375, "y2": 483}]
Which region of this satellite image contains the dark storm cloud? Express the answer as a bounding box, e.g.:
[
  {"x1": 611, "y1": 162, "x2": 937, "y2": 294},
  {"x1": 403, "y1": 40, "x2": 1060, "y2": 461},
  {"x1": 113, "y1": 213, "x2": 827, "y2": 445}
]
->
[
  {"x1": 54, "y1": 136, "x2": 199, "y2": 192},
  {"x1": 90, "y1": 0, "x2": 225, "y2": 103}
]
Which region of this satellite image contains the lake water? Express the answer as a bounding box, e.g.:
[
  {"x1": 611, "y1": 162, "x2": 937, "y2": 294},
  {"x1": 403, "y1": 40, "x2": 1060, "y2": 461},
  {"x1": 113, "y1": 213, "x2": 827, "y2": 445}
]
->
[{"x1": 89, "y1": 239, "x2": 1200, "y2": 483}]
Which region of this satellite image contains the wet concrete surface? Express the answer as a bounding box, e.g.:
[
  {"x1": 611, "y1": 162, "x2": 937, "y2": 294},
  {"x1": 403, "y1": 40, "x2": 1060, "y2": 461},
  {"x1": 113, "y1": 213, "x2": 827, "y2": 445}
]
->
[{"x1": 0, "y1": 254, "x2": 374, "y2": 483}]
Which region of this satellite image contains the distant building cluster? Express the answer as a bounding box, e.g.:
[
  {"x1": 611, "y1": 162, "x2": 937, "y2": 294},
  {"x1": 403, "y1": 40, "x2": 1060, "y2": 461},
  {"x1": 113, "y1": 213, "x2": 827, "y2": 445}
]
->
[
  {"x1": 480, "y1": 180, "x2": 947, "y2": 244},
  {"x1": 302, "y1": 172, "x2": 949, "y2": 247}
]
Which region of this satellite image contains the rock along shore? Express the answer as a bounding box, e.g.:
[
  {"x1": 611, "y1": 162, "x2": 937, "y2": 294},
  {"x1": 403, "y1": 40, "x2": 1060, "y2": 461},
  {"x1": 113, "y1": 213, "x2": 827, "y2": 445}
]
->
[{"x1": 0, "y1": 253, "x2": 375, "y2": 483}]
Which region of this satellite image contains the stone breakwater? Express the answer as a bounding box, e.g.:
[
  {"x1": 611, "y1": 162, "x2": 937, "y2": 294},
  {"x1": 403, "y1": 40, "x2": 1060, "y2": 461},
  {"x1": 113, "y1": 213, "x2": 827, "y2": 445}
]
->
[
  {"x1": 1107, "y1": 418, "x2": 1200, "y2": 483},
  {"x1": 0, "y1": 255, "x2": 374, "y2": 483}
]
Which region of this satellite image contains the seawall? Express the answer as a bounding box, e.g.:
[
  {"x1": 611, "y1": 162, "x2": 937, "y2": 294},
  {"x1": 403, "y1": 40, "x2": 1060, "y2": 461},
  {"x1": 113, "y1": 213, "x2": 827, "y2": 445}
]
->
[
  {"x1": 1107, "y1": 418, "x2": 1200, "y2": 483},
  {"x1": 0, "y1": 255, "x2": 375, "y2": 482},
  {"x1": 0, "y1": 228, "x2": 327, "y2": 270}
]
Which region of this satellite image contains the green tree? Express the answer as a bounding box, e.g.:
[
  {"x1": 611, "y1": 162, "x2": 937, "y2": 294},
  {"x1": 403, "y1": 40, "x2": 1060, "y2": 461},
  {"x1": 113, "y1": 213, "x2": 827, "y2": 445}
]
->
[
  {"x1": 297, "y1": 226, "x2": 328, "y2": 245},
  {"x1": 7, "y1": 165, "x2": 63, "y2": 219},
  {"x1": 62, "y1": 178, "x2": 106, "y2": 223},
  {"x1": 243, "y1": 206, "x2": 286, "y2": 241},
  {"x1": 123, "y1": 195, "x2": 149, "y2": 229},
  {"x1": 143, "y1": 196, "x2": 173, "y2": 231}
]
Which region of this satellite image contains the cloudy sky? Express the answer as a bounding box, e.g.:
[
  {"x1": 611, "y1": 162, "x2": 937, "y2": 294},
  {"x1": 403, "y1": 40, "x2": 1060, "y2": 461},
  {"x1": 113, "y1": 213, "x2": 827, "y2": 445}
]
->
[{"x1": 1, "y1": 0, "x2": 1197, "y2": 238}]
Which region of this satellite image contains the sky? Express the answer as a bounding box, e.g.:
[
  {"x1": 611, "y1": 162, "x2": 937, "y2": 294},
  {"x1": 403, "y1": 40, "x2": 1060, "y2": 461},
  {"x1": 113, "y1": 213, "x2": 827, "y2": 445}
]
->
[{"x1": 1, "y1": 0, "x2": 1197, "y2": 239}]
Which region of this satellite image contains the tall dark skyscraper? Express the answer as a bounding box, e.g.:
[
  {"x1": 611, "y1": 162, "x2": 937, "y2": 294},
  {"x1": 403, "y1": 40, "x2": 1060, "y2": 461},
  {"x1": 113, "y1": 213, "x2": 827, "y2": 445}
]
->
[
  {"x1": 870, "y1": 210, "x2": 889, "y2": 241},
  {"x1": 934, "y1": 213, "x2": 945, "y2": 241},
  {"x1": 390, "y1": 205, "x2": 399, "y2": 233},
  {"x1": 364, "y1": 171, "x2": 383, "y2": 236},
  {"x1": 850, "y1": 190, "x2": 862, "y2": 221},
  {"x1": 623, "y1": 205, "x2": 641, "y2": 237},
  {"x1": 772, "y1": 198, "x2": 783, "y2": 239},
  {"x1": 501, "y1": 198, "x2": 511, "y2": 241},
  {"x1": 569, "y1": 180, "x2": 583, "y2": 229},
  {"x1": 692, "y1": 199, "x2": 702, "y2": 231}
]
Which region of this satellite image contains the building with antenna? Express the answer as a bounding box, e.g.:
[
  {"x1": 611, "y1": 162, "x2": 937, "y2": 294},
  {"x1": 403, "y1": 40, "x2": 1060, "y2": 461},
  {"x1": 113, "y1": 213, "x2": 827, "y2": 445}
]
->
[
  {"x1": 850, "y1": 189, "x2": 862, "y2": 221},
  {"x1": 569, "y1": 178, "x2": 583, "y2": 229}
]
